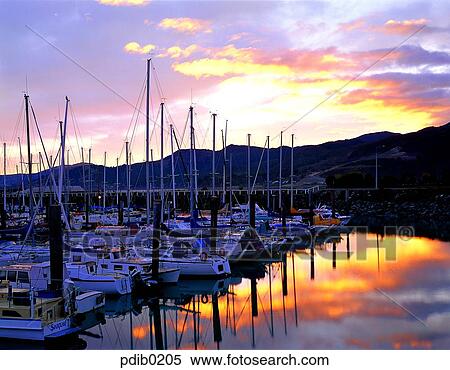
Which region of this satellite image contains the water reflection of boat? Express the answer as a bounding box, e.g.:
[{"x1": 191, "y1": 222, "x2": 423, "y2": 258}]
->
[
  {"x1": 230, "y1": 262, "x2": 266, "y2": 280},
  {"x1": 104, "y1": 294, "x2": 145, "y2": 318},
  {"x1": 159, "y1": 278, "x2": 231, "y2": 301}
]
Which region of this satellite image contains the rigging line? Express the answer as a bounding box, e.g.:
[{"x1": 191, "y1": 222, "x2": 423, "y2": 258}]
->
[
  {"x1": 29, "y1": 101, "x2": 63, "y2": 205},
  {"x1": 9, "y1": 100, "x2": 24, "y2": 149},
  {"x1": 193, "y1": 111, "x2": 207, "y2": 148},
  {"x1": 120, "y1": 76, "x2": 146, "y2": 160},
  {"x1": 150, "y1": 104, "x2": 161, "y2": 146},
  {"x1": 273, "y1": 24, "x2": 426, "y2": 141},
  {"x1": 70, "y1": 108, "x2": 83, "y2": 163},
  {"x1": 179, "y1": 110, "x2": 190, "y2": 149},
  {"x1": 25, "y1": 25, "x2": 163, "y2": 132},
  {"x1": 172, "y1": 129, "x2": 190, "y2": 186},
  {"x1": 69, "y1": 102, "x2": 85, "y2": 161},
  {"x1": 251, "y1": 138, "x2": 269, "y2": 193},
  {"x1": 128, "y1": 82, "x2": 147, "y2": 152}
]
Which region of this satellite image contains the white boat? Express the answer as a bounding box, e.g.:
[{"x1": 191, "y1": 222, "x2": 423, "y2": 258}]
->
[
  {"x1": 66, "y1": 261, "x2": 133, "y2": 295},
  {"x1": 135, "y1": 242, "x2": 231, "y2": 278},
  {"x1": 0, "y1": 262, "x2": 105, "y2": 341},
  {"x1": 69, "y1": 246, "x2": 180, "y2": 284}
]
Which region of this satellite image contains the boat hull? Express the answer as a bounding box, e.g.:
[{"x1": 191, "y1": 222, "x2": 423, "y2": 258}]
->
[{"x1": 0, "y1": 317, "x2": 75, "y2": 341}]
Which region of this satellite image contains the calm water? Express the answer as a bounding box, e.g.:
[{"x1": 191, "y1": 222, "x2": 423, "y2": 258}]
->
[{"x1": 57, "y1": 233, "x2": 450, "y2": 349}]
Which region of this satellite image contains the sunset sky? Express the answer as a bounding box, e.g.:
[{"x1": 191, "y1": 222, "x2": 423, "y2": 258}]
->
[{"x1": 1, "y1": 0, "x2": 449, "y2": 170}]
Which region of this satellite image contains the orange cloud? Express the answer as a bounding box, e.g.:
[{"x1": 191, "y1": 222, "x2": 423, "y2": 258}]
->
[
  {"x1": 123, "y1": 41, "x2": 156, "y2": 55},
  {"x1": 158, "y1": 17, "x2": 212, "y2": 34},
  {"x1": 173, "y1": 58, "x2": 292, "y2": 78},
  {"x1": 339, "y1": 18, "x2": 366, "y2": 32},
  {"x1": 97, "y1": 0, "x2": 150, "y2": 6},
  {"x1": 383, "y1": 18, "x2": 427, "y2": 34},
  {"x1": 158, "y1": 44, "x2": 199, "y2": 59}
]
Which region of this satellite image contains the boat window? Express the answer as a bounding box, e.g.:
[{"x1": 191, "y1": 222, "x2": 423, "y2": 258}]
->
[
  {"x1": 1, "y1": 310, "x2": 21, "y2": 318},
  {"x1": 7, "y1": 271, "x2": 17, "y2": 282},
  {"x1": 37, "y1": 308, "x2": 42, "y2": 316},
  {"x1": 102, "y1": 254, "x2": 110, "y2": 259},
  {"x1": 113, "y1": 265, "x2": 123, "y2": 271},
  {"x1": 47, "y1": 310, "x2": 53, "y2": 320},
  {"x1": 112, "y1": 252, "x2": 121, "y2": 259},
  {"x1": 0, "y1": 271, "x2": 6, "y2": 280},
  {"x1": 17, "y1": 271, "x2": 30, "y2": 284},
  {"x1": 72, "y1": 255, "x2": 82, "y2": 263},
  {"x1": 218, "y1": 264, "x2": 224, "y2": 272},
  {"x1": 101, "y1": 264, "x2": 108, "y2": 269},
  {"x1": 128, "y1": 266, "x2": 136, "y2": 272}
]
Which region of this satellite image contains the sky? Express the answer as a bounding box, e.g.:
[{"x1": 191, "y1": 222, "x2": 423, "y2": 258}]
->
[{"x1": 1, "y1": 0, "x2": 449, "y2": 171}]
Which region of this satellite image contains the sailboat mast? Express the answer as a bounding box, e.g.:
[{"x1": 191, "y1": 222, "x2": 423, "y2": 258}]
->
[
  {"x1": 150, "y1": 149, "x2": 154, "y2": 208},
  {"x1": 266, "y1": 135, "x2": 270, "y2": 211},
  {"x1": 193, "y1": 134, "x2": 198, "y2": 206},
  {"x1": 160, "y1": 102, "x2": 164, "y2": 220},
  {"x1": 290, "y1": 133, "x2": 294, "y2": 209},
  {"x1": 170, "y1": 124, "x2": 176, "y2": 218},
  {"x1": 103, "y1": 151, "x2": 107, "y2": 209},
  {"x1": 145, "y1": 58, "x2": 151, "y2": 226},
  {"x1": 212, "y1": 113, "x2": 216, "y2": 195},
  {"x1": 58, "y1": 99, "x2": 69, "y2": 205},
  {"x1": 3, "y1": 143, "x2": 6, "y2": 211},
  {"x1": 38, "y1": 152, "x2": 43, "y2": 204},
  {"x1": 24, "y1": 94, "x2": 33, "y2": 218},
  {"x1": 116, "y1": 157, "x2": 119, "y2": 206},
  {"x1": 125, "y1": 141, "x2": 130, "y2": 211},
  {"x1": 88, "y1": 148, "x2": 92, "y2": 212},
  {"x1": 223, "y1": 120, "x2": 228, "y2": 204},
  {"x1": 18, "y1": 137, "x2": 25, "y2": 208},
  {"x1": 247, "y1": 133, "x2": 251, "y2": 203},
  {"x1": 229, "y1": 154, "x2": 232, "y2": 218},
  {"x1": 189, "y1": 106, "x2": 194, "y2": 215},
  {"x1": 279, "y1": 131, "x2": 283, "y2": 210},
  {"x1": 66, "y1": 149, "x2": 70, "y2": 207}
]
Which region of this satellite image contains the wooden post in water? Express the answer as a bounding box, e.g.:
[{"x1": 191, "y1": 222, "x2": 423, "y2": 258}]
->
[
  {"x1": 282, "y1": 252, "x2": 288, "y2": 296},
  {"x1": 332, "y1": 241, "x2": 337, "y2": 269},
  {"x1": 346, "y1": 233, "x2": 350, "y2": 259},
  {"x1": 212, "y1": 293, "x2": 222, "y2": 349},
  {"x1": 152, "y1": 198, "x2": 162, "y2": 279},
  {"x1": 48, "y1": 204, "x2": 63, "y2": 293},
  {"x1": 210, "y1": 196, "x2": 219, "y2": 254},
  {"x1": 250, "y1": 278, "x2": 258, "y2": 317},
  {"x1": 151, "y1": 299, "x2": 164, "y2": 350}
]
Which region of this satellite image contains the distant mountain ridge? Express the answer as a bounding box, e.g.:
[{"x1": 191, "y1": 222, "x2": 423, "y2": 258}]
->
[{"x1": 3, "y1": 122, "x2": 450, "y2": 189}]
